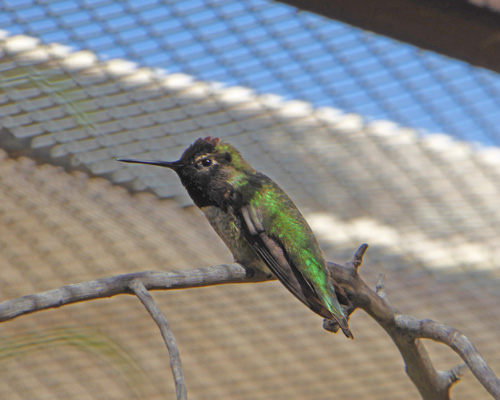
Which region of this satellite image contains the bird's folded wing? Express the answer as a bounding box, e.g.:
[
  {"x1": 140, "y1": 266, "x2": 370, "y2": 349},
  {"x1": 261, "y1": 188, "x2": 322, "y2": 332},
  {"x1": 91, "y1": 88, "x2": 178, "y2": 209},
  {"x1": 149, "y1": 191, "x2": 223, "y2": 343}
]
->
[{"x1": 240, "y1": 205, "x2": 332, "y2": 319}]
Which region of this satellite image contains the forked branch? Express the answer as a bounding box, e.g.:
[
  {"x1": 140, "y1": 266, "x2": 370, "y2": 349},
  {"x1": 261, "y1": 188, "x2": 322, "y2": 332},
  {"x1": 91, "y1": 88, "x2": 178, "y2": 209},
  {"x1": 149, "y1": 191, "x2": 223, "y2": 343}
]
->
[
  {"x1": 326, "y1": 245, "x2": 500, "y2": 400},
  {"x1": 0, "y1": 246, "x2": 498, "y2": 400}
]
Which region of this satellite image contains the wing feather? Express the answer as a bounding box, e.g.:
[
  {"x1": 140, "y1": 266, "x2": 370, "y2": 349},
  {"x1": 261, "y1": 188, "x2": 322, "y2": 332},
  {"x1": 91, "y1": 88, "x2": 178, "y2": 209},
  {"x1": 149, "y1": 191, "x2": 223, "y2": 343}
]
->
[{"x1": 240, "y1": 204, "x2": 332, "y2": 319}]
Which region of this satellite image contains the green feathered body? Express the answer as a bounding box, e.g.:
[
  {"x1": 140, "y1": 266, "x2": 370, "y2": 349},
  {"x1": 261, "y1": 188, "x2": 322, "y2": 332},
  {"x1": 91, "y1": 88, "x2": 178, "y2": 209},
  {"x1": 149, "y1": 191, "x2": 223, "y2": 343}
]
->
[{"x1": 202, "y1": 170, "x2": 350, "y2": 336}]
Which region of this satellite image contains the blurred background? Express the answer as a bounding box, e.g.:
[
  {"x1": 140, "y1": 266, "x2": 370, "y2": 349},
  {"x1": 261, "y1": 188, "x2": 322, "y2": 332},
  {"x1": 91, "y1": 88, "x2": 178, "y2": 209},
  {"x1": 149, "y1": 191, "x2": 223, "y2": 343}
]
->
[{"x1": 1, "y1": 0, "x2": 500, "y2": 399}]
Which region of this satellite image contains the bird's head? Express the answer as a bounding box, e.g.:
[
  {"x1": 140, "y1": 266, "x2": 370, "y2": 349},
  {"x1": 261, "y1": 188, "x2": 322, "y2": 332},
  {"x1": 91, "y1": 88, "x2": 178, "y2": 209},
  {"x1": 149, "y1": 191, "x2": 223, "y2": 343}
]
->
[{"x1": 118, "y1": 137, "x2": 254, "y2": 207}]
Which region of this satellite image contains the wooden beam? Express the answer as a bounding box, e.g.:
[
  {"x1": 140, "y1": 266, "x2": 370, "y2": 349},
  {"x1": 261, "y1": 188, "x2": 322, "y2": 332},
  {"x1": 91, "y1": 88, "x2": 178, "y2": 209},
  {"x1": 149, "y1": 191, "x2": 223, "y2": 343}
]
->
[{"x1": 276, "y1": 0, "x2": 500, "y2": 73}]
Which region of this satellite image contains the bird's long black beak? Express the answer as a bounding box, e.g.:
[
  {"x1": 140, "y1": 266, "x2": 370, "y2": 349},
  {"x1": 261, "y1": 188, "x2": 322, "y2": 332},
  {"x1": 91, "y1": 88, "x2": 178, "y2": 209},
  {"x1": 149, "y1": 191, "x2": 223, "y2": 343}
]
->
[{"x1": 117, "y1": 158, "x2": 180, "y2": 170}]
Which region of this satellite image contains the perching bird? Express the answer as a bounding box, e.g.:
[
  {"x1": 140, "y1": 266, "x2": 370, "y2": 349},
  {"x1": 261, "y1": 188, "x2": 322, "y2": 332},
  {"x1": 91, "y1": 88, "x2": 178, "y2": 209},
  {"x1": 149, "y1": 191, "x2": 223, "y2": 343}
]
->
[{"x1": 118, "y1": 137, "x2": 352, "y2": 338}]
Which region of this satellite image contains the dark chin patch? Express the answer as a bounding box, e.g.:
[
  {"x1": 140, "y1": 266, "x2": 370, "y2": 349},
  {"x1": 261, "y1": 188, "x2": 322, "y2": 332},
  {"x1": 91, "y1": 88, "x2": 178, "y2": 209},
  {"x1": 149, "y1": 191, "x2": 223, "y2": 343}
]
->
[
  {"x1": 179, "y1": 172, "x2": 214, "y2": 207},
  {"x1": 176, "y1": 164, "x2": 220, "y2": 208}
]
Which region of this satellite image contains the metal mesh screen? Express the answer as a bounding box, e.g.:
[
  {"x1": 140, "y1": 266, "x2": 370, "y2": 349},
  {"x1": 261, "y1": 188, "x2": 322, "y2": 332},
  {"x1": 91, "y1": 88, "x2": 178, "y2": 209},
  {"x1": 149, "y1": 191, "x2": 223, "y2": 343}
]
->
[
  {"x1": 1, "y1": 0, "x2": 500, "y2": 145},
  {"x1": 1, "y1": 1, "x2": 500, "y2": 400}
]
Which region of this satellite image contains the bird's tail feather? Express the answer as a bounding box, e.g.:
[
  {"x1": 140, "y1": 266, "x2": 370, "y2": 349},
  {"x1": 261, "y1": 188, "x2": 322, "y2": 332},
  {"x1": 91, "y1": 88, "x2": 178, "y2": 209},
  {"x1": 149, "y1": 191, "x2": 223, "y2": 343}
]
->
[
  {"x1": 338, "y1": 317, "x2": 353, "y2": 339},
  {"x1": 325, "y1": 315, "x2": 353, "y2": 339}
]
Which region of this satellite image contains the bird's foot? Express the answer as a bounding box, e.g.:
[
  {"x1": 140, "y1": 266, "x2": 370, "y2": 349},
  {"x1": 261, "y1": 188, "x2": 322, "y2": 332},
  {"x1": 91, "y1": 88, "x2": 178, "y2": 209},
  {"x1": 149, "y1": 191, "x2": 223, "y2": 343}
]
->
[
  {"x1": 235, "y1": 263, "x2": 273, "y2": 280},
  {"x1": 323, "y1": 319, "x2": 341, "y2": 333}
]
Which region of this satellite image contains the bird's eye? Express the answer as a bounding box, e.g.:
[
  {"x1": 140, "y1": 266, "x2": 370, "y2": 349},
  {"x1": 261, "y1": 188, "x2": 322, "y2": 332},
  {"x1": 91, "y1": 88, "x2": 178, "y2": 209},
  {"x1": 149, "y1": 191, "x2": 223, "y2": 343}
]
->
[{"x1": 200, "y1": 158, "x2": 212, "y2": 167}]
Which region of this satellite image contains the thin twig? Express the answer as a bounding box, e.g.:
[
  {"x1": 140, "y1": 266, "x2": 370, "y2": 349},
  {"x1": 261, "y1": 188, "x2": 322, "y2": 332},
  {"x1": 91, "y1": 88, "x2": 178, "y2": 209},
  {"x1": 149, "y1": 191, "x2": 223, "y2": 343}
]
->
[
  {"x1": 375, "y1": 273, "x2": 387, "y2": 299},
  {"x1": 438, "y1": 364, "x2": 469, "y2": 390},
  {"x1": 349, "y1": 243, "x2": 369, "y2": 271},
  {"x1": 129, "y1": 278, "x2": 187, "y2": 400}
]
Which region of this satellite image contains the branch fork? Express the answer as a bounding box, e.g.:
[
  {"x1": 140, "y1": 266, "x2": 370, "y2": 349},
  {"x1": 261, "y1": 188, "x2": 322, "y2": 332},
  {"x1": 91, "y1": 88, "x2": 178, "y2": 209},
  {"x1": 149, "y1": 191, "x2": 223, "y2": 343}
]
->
[
  {"x1": 1, "y1": 245, "x2": 498, "y2": 400},
  {"x1": 327, "y1": 244, "x2": 500, "y2": 400}
]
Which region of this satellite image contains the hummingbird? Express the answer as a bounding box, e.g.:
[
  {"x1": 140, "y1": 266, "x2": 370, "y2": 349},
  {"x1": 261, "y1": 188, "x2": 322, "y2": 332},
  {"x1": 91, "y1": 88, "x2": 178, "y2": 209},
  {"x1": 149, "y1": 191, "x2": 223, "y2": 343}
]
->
[{"x1": 118, "y1": 137, "x2": 352, "y2": 338}]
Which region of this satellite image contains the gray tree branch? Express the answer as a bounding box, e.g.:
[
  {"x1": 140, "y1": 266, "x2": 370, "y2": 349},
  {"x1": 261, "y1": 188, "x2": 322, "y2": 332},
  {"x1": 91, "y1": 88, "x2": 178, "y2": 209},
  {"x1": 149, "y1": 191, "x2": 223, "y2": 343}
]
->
[
  {"x1": 0, "y1": 245, "x2": 498, "y2": 400},
  {"x1": 129, "y1": 278, "x2": 187, "y2": 400},
  {"x1": 0, "y1": 266, "x2": 272, "y2": 323},
  {"x1": 326, "y1": 244, "x2": 500, "y2": 400}
]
